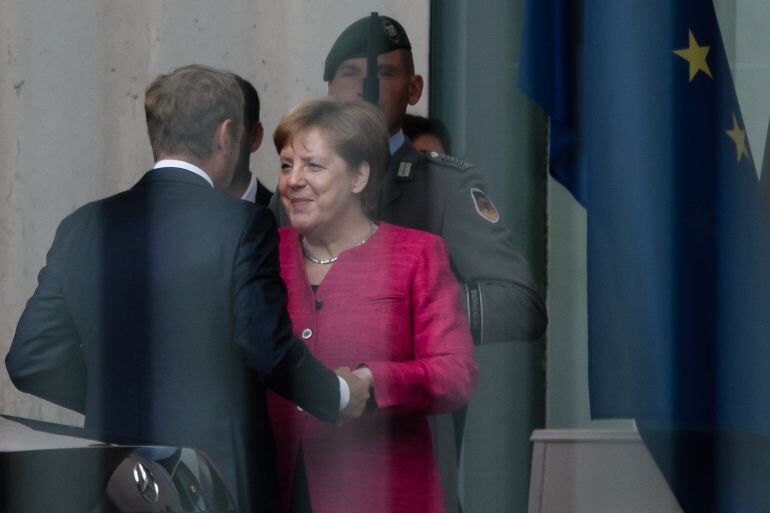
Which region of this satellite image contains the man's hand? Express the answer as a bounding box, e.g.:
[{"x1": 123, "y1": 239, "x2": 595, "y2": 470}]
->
[{"x1": 336, "y1": 366, "x2": 370, "y2": 424}]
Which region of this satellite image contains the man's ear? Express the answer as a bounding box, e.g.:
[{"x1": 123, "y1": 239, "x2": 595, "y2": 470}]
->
[
  {"x1": 214, "y1": 119, "x2": 233, "y2": 150},
  {"x1": 250, "y1": 122, "x2": 264, "y2": 153},
  {"x1": 352, "y1": 161, "x2": 370, "y2": 194},
  {"x1": 407, "y1": 74, "x2": 424, "y2": 106}
]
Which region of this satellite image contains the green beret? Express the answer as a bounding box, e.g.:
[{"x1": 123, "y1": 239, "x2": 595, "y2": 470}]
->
[{"x1": 324, "y1": 15, "x2": 412, "y2": 82}]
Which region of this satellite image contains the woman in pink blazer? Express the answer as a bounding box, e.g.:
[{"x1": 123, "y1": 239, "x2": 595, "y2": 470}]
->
[{"x1": 268, "y1": 98, "x2": 478, "y2": 513}]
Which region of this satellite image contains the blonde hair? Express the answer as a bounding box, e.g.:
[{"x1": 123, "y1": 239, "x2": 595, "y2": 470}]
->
[{"x1": 273, "y1": 98, "x2": 390, "y2": 215}]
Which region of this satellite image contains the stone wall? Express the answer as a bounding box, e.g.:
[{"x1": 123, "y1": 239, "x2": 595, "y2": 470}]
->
[{"x1": 0, "y1": 0, "x2": 428, "y2": 424}]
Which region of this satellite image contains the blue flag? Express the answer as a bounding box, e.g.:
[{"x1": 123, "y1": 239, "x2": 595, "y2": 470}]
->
[{"x1": 520, "y1": 1, "x2": 770, "y2": 511}]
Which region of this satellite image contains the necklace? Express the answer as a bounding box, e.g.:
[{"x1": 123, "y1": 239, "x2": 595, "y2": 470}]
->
[{"x1": 302, "y1": 221, "x2": 377, "y2": 265}]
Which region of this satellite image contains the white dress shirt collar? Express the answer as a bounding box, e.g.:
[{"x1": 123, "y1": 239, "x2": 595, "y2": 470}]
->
[
  {"x1": 153, "y1": 159, "x2": 214, "y2": 188},
  {"x1": 241, "y1": 172, "x2": 257, "y2": 203}
]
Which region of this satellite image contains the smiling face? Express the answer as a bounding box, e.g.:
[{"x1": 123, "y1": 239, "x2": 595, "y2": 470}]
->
[
  {"x1": 327, "y1": 49, "x2": 423, "y2": 135},
  {"x1": 278, "y1": 128, "x2": 368, "y2": 238}
]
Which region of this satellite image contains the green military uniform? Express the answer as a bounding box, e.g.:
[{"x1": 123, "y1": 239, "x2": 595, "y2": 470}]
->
[
  {"x1": 318, "y1": 14, "x2": 546, "y2": 343},
  {"x1": 382, "y1": 140, "x2": 546, "y2": 344},
  {"x1": 383, "y1": 140, "x2": 549, "y2": 511}
]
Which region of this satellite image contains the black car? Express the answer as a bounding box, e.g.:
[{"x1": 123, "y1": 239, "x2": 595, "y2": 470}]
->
[{"x1": 0, "y1": 415, "x2": 236, "y2": 512}]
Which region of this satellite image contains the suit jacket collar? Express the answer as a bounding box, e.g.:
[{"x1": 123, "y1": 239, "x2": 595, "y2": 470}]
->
[
  {"x1": 381, "y1": 140, "x2": 421, "y2": 209},
  {"x1": 135, "y1": 167, "x2": 215, "y2": 191}
]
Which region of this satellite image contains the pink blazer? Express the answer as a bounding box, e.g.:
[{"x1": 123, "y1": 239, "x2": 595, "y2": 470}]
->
[{"x1": 268, "y1": 222, "x2": 478, "y2": 513}]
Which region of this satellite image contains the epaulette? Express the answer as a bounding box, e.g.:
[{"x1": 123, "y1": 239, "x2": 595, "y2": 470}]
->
[{"x1": 424, "y1": 151, "x2": 473, "y2": 171}]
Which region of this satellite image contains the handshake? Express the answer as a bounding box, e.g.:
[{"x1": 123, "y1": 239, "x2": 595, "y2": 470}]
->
[{"x1": 335, "y1": 366, "x2": 374, "y2": 423}]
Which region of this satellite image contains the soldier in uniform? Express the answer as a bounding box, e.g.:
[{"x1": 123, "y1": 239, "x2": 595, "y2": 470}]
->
[{"x1": 270, "y1": 15, "x2": 548, "y2": 513}]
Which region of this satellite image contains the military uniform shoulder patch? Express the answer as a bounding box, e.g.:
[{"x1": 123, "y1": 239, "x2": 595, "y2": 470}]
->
[
  {"x1": 470, "y1": 187, "x2": 500, "y2": 223},
  {"x1": 425, "y1": 151, "x2": 471, "y2": 170}
]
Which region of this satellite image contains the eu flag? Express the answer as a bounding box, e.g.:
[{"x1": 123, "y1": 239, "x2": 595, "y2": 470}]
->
[{"x1": 520, "y1": 1, "x2": 770, "y2": 511}]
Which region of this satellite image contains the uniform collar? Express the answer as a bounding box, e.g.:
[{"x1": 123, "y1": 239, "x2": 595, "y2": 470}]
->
[{"x1": 389, "y1": 130, "x2": 406, "y2": 155}]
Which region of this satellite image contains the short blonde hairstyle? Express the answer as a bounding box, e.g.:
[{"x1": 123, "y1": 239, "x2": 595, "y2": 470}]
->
[
  {"x1": 273, "y1": 98, "x2": 390, "y2": 216},
  {"x1": 145, "y1": 64, "x2": 243, "y2": 161}
]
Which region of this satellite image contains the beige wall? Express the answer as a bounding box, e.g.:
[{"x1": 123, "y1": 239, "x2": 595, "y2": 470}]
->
[{"x1": 0, "y1": 0, "x2": 428, "y2": 424}]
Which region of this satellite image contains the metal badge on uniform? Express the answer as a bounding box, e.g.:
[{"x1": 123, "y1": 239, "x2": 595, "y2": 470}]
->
[
  {"x1": 396, "y1": 161, "x2": 414, "y2": 181},
  {"x1": 470, "y1": 187, "x2": 500, "y2": 223},
  {"x1": 382, "y1": 19, "x2": 400, "y2": 42}
]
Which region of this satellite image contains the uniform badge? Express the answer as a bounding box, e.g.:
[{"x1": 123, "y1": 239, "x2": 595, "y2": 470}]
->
[
  {"x1": 396, "y1": 161, "x2": 414, "y2": 181},
  {"x1": 470, "y1": 188, "x2": 500, "y2": 223},
  {"x1": 382, "y1": 20, "x2": 401, "y2": 42}
]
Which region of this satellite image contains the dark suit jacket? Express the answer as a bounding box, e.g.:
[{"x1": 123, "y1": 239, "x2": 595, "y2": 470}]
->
[
  {"x1": 255, "y1": 178, "x2": 274, "y2": 207},
  {"x1": 6, "y1": 167, "x2": 340, "y2": 513}
]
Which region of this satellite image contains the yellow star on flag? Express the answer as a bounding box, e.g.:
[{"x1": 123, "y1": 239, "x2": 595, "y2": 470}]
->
[
  {"x1": 673, "y1": 30, "x2": 713, "y2": 81},
  {"x1": 725, "y1": 113, "x2": 750, "y2": 163}
]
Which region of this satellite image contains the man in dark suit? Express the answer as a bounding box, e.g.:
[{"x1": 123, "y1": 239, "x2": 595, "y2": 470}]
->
[
  {"x1": 226, "y1": 73, "x2": 274, "y2": 206},
  {"x1": 5, "y1": 64, "x2": 368, "y2": 513}
]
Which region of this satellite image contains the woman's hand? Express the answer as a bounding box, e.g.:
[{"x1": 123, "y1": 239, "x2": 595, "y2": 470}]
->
[
  {"x1": 336, "y1": 367, "x2": 370, "y2": 424},
  {"x1": 352, "y1": 366, "x2": 373, "y2": 386}
]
